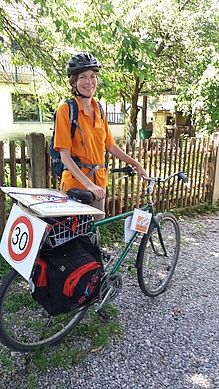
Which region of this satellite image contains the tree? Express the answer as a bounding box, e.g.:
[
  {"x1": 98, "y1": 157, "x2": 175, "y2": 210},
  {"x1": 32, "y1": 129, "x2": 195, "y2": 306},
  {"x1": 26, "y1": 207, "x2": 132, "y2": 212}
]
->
[
  {"x1": 75, "y1": 0, "x2": 219, "y2": 139},
  {"x1": 0, "y1": 0, "x2": 87, "y2": 107},
  {"x1": 1, "y1": 0, "x2": 219, "y2": 139},
  {"x1": 175, "y1": 53, "x2": 219, "y2": 135}
]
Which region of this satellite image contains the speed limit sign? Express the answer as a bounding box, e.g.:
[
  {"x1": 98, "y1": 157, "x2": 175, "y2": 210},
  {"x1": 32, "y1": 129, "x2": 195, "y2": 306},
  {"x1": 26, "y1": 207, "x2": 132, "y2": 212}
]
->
[
  {"x1": 8, "y1": 215, "x2": 34, "y2": 261},
  {"x1": 0, "y1": 204, "x2": 47, "y2": 280}
]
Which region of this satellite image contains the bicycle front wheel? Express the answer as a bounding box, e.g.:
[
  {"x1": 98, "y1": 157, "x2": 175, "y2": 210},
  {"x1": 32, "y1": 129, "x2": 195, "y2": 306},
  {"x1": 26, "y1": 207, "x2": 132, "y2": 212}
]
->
[
  {"x1": 0, "y1": 269, "x2": 89, "y2": 352},
  {"x1": 137, "y1": 212, "x2": 180, "y2": 297}
]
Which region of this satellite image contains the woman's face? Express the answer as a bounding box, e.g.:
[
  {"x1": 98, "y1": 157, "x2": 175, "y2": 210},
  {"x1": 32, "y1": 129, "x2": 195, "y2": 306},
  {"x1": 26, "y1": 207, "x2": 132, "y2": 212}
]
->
[{"x1": 75, "y1": 69, "x2": 98, "y2": 98}]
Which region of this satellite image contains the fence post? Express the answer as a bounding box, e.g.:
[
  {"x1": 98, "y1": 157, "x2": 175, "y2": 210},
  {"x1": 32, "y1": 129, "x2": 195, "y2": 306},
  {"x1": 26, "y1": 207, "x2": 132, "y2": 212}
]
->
[
  {"x1": 26, "y1": 132, "x2": 46, "y2": 188},
  {"x1": 212, "y1": 132, "x2": 219, "y2": 205}
]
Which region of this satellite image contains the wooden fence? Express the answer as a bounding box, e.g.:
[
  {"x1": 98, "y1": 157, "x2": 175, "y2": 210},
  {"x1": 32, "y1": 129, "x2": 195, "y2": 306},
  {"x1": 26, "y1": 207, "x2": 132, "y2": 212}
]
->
[{"x1": 0, "y1": 132, "x2": 218, "y2": 237}]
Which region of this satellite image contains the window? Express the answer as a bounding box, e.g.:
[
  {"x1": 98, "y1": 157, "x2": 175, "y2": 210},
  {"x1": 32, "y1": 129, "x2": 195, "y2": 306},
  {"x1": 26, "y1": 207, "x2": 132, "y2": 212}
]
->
[
  {"x1": 166, "y1": 115, "x2": 174, "y2": 125},
  {"x1": 41, "y1": 105, "x2": 53, "y2": 122},
  {"x1": 106, "y1": 103, "x2": 125, "y2": 124},
  {"x1": 11, "y1": 39, "x2": 19, "y2": 54},
  {"x1": 12, "y1": 94, "x2": 40, "y2": 122},
  {"x1": 162, "y1": 95, "x2": 169, "y2": 103}
]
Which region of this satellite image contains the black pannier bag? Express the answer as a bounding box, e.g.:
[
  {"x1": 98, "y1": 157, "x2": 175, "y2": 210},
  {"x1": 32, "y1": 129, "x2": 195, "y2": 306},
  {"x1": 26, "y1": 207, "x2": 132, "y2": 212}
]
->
[{"x1": 30, "y1": 235, "x2": 102, "y2": 316}]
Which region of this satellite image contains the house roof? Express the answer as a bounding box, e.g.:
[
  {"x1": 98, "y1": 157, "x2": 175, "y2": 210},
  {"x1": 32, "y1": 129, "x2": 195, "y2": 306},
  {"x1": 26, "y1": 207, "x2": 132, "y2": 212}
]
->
[{"x1": 2, "y1": 0, "x2": 36, "y2": 30}]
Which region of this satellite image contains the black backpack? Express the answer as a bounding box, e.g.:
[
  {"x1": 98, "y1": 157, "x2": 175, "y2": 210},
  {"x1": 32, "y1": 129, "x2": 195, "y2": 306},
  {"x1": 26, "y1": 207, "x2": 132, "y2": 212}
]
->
[
  {"x1": 30, "y1": 236, "x2": 102, "y2": 316},
  {"x1": 49, "y1": 98, "x2": 104, "y2": 178}
]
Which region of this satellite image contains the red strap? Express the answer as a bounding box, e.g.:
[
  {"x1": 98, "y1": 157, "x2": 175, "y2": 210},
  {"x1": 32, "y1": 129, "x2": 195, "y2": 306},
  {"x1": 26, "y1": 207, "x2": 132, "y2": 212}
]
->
[
  {"x1": 71, "y1": 216, "x2": 78, "y2": 232},
  {"x1": 36, "y1": 258, "x2": 47, "y2": 287},
  {"x1": 63, "y1": 262, "x2": 100, "y2": 297}
]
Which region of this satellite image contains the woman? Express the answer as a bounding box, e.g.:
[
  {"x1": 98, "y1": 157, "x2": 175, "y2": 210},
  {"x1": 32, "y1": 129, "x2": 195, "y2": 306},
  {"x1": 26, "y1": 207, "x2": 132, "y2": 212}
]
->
[{"x1": 54, "y1": 52, "x2": 147, "y2": 215}]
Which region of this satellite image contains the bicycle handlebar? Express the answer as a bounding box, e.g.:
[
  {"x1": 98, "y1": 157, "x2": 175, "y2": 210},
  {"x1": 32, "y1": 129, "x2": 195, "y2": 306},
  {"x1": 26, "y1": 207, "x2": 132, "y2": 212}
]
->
[{"x1": 111, "y1": 166, "x2": 189, "y2": 187}]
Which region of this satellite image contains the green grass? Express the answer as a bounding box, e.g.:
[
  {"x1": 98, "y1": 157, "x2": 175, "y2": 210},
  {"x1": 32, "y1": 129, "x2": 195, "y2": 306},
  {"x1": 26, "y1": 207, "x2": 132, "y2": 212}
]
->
[
  {"x1": 172, "y1": 202, "x2": 219, "y2": 218},
  {"x1": 71, "y1": 304, "x2": 121, "y2": 351},
  {"x1": 126, "y1": 255, "x2": 137, "y2": 276},
  {"x1": 0, "y1": 255, "x2": 11, "y2": 280},
  {"x1": 99, "y1": 219, "x2": 124, "y2": 247},
  {"x1": 0, "y1": 302, "x2": 121, "y2": 380}
]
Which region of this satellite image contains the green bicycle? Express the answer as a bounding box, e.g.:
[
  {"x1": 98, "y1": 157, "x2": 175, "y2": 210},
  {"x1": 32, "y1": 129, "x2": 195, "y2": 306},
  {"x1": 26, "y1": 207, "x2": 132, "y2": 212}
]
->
[{"x1": 0, "y1": 167, "x2": 189, "y2": 352}]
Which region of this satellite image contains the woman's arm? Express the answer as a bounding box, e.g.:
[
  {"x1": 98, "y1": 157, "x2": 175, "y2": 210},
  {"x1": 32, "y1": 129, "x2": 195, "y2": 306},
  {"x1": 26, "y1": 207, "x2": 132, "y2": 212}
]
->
[{"x1": 107, "y1": 144, "x2": 148, "y2": 178}]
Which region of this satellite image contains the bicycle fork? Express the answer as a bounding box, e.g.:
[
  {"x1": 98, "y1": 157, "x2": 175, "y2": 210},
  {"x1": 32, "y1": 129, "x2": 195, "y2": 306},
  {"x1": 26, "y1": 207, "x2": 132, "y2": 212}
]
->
[{"x1": 153, "y1": 216, "x2": 168, "y2": 257}]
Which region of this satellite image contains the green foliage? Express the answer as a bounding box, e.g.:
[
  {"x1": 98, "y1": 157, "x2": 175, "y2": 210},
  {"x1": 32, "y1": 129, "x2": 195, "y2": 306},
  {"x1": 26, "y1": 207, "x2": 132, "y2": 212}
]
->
[
  {"x1": 175, "y1": 53, "x2": 219, "y2": 135},
  {"x1": 12, "y1": 94, "x2": 39, "y2": 121},
  {"x1": 1, "y1": 0, "x2": 219, "y2": 137}
]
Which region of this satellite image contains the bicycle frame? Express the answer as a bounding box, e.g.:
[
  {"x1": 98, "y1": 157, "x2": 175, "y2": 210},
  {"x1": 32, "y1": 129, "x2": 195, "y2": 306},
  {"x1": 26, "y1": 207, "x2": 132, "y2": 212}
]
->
[
  {"x1": 89, "y1": 202, "x2": 157, "y2": 275},
  {"x1": 89, "y1": 169, "x2": 189, "y2": 274}
]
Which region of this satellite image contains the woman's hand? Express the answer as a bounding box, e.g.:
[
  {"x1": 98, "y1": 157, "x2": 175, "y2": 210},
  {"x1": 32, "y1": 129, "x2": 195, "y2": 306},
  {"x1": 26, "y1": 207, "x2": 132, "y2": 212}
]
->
[
  {"x1": 136, "y1": 164, "x2": 148, "y2": 180},
  {"x1": 86, "y1": 183, "x2": 106, "y2": 200}
]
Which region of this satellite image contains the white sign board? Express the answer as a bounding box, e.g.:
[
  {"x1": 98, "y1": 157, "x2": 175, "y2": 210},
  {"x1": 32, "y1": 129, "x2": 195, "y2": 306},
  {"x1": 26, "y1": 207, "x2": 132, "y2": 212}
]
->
[
  {"x1": 124, "y1": 215, "x2": 135, "y2": 243},
  {"x1": 130, "y1": 209, "x2": 152, "y2": 234},
  {"x1": 0, "y1": 204, "x2": 47, "y2": 280},
  {"x1": 0, "y1": 187, "x2": 104, "y2": 217}
]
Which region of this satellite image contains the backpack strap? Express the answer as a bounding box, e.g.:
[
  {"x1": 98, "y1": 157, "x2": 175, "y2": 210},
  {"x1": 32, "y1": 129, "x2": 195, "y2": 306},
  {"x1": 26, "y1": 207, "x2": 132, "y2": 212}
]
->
[
  {"x1": 65, "y1": 98, "x2": 78, "y2": 138},
  {"x1": 64, "y1": 160, "x2": 106, "y2": 184},
  {"x1": 67, "y1": 99, "x2": 104, "y2": 137},
  {"x1": 97, "y1": 102, "x2": 104, "y2": 123},
  {"x1": 63, "y1": 100, "x2": 106, "y2": 183},
  {"x1": 75, "y1": 162, "x2": 106, "y2": 179}
]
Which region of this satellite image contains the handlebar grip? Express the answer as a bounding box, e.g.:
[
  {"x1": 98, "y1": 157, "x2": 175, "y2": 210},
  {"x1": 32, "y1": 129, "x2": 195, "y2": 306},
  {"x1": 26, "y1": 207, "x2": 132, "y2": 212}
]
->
[
  {"x1": 111, "y1": 168, "x2": 124, "y2": 173},
  {"x1": 111, "y1": 166, "x2": 134, "y2": 174}
]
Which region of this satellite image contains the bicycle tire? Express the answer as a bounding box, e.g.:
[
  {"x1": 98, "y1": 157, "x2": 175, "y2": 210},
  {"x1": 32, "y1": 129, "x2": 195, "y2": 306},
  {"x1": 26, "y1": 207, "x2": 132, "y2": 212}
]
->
[
  {"x1": 0, "y1": 268, "x2": 89, "y2": 352},
  {"x1": 137, "y1": 212, "x2": 180, "y2": 297}
]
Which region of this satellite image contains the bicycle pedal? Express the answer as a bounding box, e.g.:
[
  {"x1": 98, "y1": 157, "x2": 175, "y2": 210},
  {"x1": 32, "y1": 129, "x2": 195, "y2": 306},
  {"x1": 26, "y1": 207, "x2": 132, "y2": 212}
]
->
[
  {"x1": 101, "y1": 250, "x2": 111, "y2": 262},
  {"x1": 97, "y1": 309, "x2": 111, "y2": 324}
]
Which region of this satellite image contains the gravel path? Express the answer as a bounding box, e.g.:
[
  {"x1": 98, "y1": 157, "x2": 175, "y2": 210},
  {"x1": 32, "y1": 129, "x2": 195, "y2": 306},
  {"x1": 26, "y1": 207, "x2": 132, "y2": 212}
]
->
[{"x1": 0, "y1": 212, "x2": 219, "y2": 389}]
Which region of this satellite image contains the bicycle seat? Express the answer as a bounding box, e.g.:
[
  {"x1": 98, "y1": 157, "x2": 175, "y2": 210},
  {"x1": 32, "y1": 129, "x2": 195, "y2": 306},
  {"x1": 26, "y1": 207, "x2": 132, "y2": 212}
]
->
[{"x1": 66, "y1": 188, "x2": 95, "y2": 205}]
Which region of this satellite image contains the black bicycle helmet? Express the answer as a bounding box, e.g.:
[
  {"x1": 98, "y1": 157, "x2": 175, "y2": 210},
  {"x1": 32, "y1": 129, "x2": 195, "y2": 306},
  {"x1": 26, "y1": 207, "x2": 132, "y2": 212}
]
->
[{"x1": 66, "y1": 52, "x2": 101, "y2": 77}]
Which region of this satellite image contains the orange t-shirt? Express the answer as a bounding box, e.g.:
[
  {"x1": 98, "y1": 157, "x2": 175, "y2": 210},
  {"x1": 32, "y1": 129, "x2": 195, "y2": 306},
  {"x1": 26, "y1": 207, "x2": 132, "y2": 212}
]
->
[{"x1": 54, "y1": 96, "x2": 114, "y2": 191}]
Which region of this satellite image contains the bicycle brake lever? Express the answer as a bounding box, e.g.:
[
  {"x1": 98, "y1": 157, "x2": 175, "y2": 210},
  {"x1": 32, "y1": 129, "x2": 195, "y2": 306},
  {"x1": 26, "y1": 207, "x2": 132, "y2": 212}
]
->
[
  {"x1": 119, "y1": 174, "x2": 129, "y2": 180},
  {"x1": 178, "y1": 172, "x2": 190, "y2": 189},
  {"x1": 118, "y1": 171, "x2": 136, "y2": 180}
]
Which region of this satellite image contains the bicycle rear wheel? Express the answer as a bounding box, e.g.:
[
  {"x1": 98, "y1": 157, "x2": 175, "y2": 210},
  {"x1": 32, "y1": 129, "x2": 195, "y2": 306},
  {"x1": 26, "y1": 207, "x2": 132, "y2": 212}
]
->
[
  {"x1": 0, "y1": 269, "x2": 89, "y2": 352},
  {"x1": 137, "y1": 212, "x2": 180, "y2": 297}
]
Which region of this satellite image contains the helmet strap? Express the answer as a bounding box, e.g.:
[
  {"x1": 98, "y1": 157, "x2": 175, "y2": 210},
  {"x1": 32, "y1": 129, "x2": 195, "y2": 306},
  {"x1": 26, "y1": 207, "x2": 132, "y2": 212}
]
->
[{"x1": 75, "y1": 87, "x2": 91, "y2": 99}]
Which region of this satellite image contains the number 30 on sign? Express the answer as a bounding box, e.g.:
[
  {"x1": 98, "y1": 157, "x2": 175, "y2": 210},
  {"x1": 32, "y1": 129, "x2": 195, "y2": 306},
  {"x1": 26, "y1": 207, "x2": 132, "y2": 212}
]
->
[{"x1": 0, "y1": 204, "x2": 47, "y2": 281}]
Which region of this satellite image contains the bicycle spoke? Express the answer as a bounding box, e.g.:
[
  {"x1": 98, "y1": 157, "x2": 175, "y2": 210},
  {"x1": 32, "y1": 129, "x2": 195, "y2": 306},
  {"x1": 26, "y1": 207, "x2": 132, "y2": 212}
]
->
[
  {"x1": 137, "y1": 212, "x2": 180, "y2": 297},
  {"x1": 0, "y1": 269, "x2": 88, "y2": 352}
]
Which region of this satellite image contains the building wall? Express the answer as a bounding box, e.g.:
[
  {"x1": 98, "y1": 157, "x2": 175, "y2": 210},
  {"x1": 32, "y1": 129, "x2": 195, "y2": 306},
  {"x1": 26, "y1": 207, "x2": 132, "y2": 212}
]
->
[
  {"x1": 153, "y1": 110, "x2": 172, "y2": 138},
  {"x1": 0, "y1": 83, "x2": 124, "y2": 141}
]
